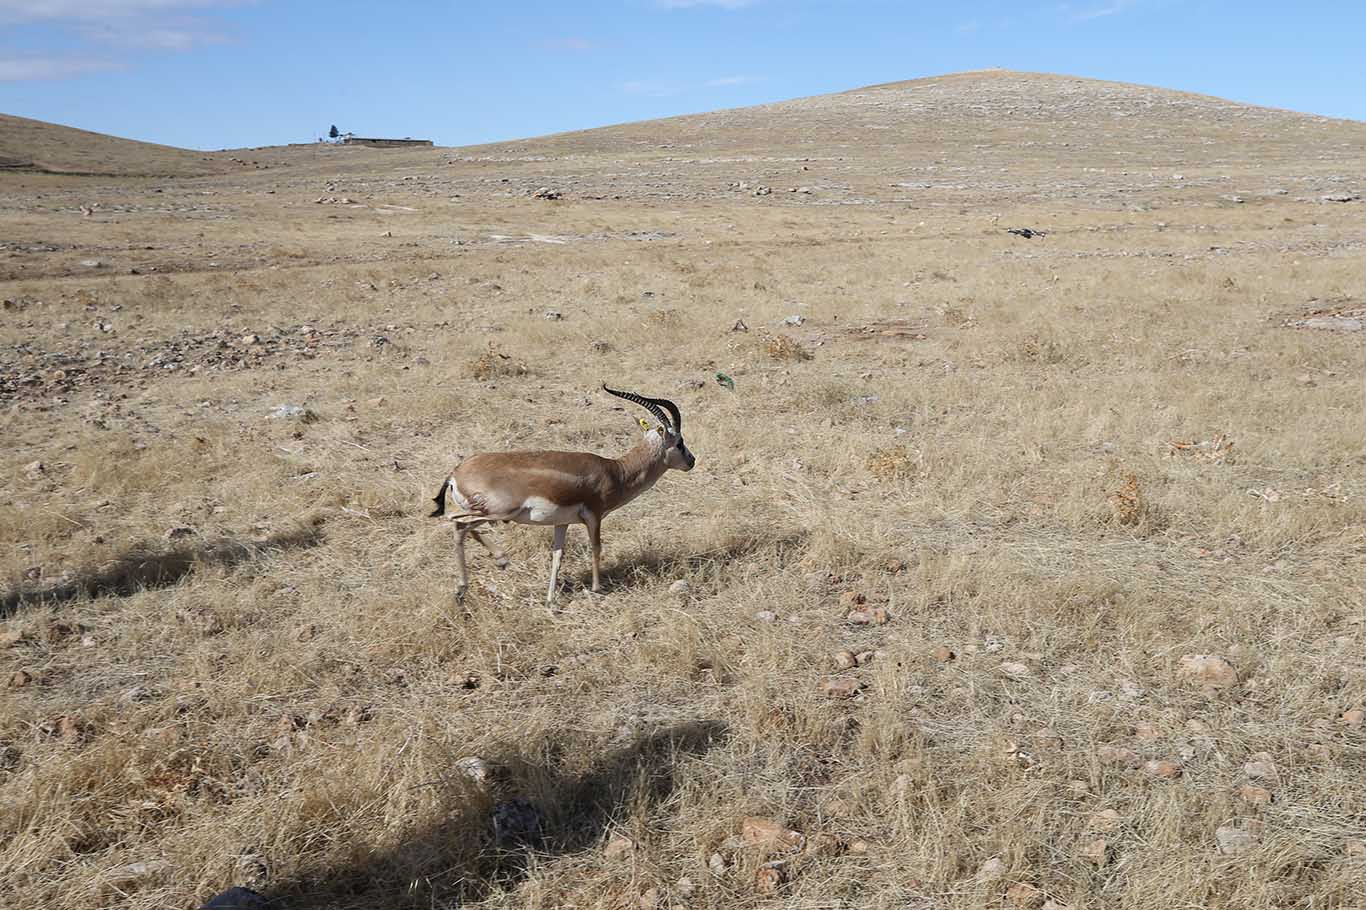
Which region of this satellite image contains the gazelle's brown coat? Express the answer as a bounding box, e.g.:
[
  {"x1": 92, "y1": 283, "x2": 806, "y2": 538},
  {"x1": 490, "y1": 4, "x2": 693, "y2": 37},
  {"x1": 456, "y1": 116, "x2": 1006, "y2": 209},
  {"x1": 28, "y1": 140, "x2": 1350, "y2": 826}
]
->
[{"x1": 429, "y1": 388, "x2": 694, "y2": 604}]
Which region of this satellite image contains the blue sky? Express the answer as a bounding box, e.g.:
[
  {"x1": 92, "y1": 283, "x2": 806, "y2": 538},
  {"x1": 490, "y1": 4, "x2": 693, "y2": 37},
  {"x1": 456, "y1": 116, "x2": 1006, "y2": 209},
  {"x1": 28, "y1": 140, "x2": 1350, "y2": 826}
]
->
[{"x1": 1, "y1": 1, "x2": 1362, "y2": 150}]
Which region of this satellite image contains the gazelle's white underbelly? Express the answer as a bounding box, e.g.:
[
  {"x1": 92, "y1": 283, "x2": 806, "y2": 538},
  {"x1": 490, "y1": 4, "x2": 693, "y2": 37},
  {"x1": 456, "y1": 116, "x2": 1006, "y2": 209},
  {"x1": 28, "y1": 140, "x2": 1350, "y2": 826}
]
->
[{"x1": 450, "y1": 479, "x2": 584, "y2": 526}]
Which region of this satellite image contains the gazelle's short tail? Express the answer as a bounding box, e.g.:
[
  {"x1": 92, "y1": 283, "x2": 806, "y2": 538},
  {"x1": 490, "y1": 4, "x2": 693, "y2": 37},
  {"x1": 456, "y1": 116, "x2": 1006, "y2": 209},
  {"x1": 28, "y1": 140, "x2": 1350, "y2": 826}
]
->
[{"x1": 428, "y1": 478, "x2": 450, "y2": 518}]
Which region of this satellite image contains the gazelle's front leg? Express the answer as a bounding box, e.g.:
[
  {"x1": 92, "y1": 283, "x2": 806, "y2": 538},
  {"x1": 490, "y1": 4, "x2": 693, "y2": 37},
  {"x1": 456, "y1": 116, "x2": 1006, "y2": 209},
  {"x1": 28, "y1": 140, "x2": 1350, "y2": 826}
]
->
[
  {"x1": 583, "y1": 511, "x2": 603, "y2": 593},
  {"x1": 547, "y1": 524, "x2": 567, "y2": 605}
]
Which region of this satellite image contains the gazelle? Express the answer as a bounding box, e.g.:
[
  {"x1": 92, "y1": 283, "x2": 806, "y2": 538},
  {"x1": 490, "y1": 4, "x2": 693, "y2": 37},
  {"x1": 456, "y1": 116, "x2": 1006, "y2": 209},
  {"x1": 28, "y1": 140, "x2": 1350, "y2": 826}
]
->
[{"x1": 428, "y1": 385, "x2": 696, "y2": 604}]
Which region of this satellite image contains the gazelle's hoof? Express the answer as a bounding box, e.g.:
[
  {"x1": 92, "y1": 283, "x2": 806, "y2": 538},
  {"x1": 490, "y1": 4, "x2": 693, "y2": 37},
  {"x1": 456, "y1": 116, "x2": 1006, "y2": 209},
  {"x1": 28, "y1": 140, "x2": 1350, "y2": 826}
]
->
[{"x1": 455, "y1": 586, "x2": 468, "y2": 605}]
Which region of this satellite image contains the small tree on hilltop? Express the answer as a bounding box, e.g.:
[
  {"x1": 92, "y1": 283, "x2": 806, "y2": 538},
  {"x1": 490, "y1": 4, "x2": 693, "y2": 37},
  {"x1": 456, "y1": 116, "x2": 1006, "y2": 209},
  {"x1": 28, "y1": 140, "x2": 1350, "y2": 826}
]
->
[{"x1": 328, "y1": 125, "x2": 340, "y2": 140}]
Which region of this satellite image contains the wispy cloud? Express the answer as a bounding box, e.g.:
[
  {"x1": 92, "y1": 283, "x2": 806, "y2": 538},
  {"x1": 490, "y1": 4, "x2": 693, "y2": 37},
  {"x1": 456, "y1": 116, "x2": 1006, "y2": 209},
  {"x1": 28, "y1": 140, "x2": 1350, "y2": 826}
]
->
[
  {"x1": 540, "y1": 36, "x2": 597, "y2": 52},
  {"x1": 0, "y1": 1, "x2": 236, "y2": 23},
  {"x1": 0, "y1": 0, "x2": 243, "y2": 79},
  {"x1": 622, "y1": 74, "x2": 767, "y2": 96},
  {"x1": 704, "y1": 74, "x2": 764, "y2": 87},
  {"x1": 0, "y1": 54, "x2": 120, "y2": 81},
  {"x1": 1071, "y1": 0, "x2": 1136, "y2": 22},
  {"x1": 955, "y1": 19, "x2": 980, "y2": 34},
  {"x1": 656, "y1": 0, "x2": 757, "y2": 9}
]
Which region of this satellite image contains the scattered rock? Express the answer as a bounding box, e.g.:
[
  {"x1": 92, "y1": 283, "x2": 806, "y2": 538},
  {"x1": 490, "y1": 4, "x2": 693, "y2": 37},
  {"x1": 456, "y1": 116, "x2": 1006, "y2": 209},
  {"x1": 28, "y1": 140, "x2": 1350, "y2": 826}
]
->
[
  {"x1": 931, "y1": 645, "x2": 956, "y2": 662},
  {"x1": 999, "y1": 662, "x2": 1031, "y2": 678},
  {"x1": 1321, "y1": 192, "x2": 1360, "y2": 203},
  {"x1": 668, "y1": 580, "x2": 691, "y2": 595},
  {"x1": 604, "y1": 834, "x2": 637, "y2": 860},
  {"x1": 1243, "y1": 753, "x2": 1279, "y2": 785},
  {"x1": 838, "y1": 590, "x2": 866, "y2": 609},
  {"x1": 1098, "y1": 745, "x2": 1141, "y2": 769},
  {"x1": 1215, "y1": 819, "x2": 1263, "y2": 855},
  {"x1": 884, "y1": 557, "x2": 907, "y2": 574},
  {"x1": 740, "y1": 816, "x2": 805, "y2": 854},
  {"x1": 455, "y1": 756, "x2": 491, "y2": 784},
  {"x1": 1134, "y1": 722, "x2": 1162, "y2": 741},
  {"x1": 79, "y1": 259, "x2": 104, "y2": 268},
  {"x1": 819, "y1": 676, "x2": 863, "y2": 699},
  {"x1": 1236, "y1": 785, "x2": 1272, "y2": 805},
  {"x1": 730, "y1": 318, "x2": 749, "y2": 333},
  {"x1": 1079, "y1": 838, "x2": 1108, "y2": 866},
  {"x1": 638, "y1": 887, "x2": 659, "y2": 910},
  {"x1": 708, "y1": 852, "x2": 728, "y2": 877},
  {"x1": 976, "y1": 856, "x2": 1007, "y2": 882},
  {"x1": 833, "y1": 649, "x2": 858, "y2": 670},
  {"x1": 1006, "y1": 882, "x2": 1044, "y2": 908},
  {"x1": 543, "y1": 310, "x2": 563, "y2": 321},
  {"x1": 753, "y1": 610, "x2": 777, "y2": 622},
  {"x1": 1177, "y1": 654, "x2": 1238, "y2": 691},
  {"x1": 847, "y1": 610, "x2": 872, "y2": 625},
  {"x1": 268, "y1": 404, "x2": 318, "y2": 422},
  {"x1": 103, "y1": 860, "x2": 170, "y2": 886},
  {"x1": 782, "y1": 314, "x2": 805, "y2": 326},
  {"x1": 7, "y1": 669, "x2": 33, "y2": 688},
  {"x1": 753, "y1": 185, "x2": 772, "y2": 196},
  {"x1": 532, "y1": 186, "x2": 561, "y2": 200},
  {"x1": 675, "y1": 877, "x2": 696, "y2": 897},
  {"x1": 1144, "y1": 759, "x2": 1182, "y2": 779},
  {"x1": 1087, "y1": 809, "x2": 1123, "y2": 833},
  {"x1": 23, "y1": 460, "x2": 45, "y2": 478},
  {"x1": 754, "y1": 860, "x2": 786, "y2": 893},
  {"x1": 1007, "y1": 228, "x2": 1046, "y2": 239},
  {"x1": 1340, "y1": 708, "x2": 1364, "y2": 727}
]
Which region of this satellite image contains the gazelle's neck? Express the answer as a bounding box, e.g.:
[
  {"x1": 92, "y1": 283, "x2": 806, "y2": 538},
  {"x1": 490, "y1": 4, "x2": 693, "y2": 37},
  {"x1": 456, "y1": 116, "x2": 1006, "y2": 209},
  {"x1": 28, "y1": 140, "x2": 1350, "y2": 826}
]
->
[{"x1": 607, "y1": 439, "x2": 668, "y2": 512}]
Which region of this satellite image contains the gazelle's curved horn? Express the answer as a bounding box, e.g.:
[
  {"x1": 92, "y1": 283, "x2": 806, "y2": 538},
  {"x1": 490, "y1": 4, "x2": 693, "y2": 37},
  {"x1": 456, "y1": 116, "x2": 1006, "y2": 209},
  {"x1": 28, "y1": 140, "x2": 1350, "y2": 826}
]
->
[{"x1": 602, "y1": 385, "x2": 677, "y2": 431}]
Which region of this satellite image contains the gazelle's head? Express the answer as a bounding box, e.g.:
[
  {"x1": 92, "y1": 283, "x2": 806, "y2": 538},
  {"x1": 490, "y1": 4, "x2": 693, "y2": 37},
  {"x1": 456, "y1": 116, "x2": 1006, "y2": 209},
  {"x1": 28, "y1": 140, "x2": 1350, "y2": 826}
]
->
[{"x1": 603, "y1": 384, "x2": 695, "y2": 472}]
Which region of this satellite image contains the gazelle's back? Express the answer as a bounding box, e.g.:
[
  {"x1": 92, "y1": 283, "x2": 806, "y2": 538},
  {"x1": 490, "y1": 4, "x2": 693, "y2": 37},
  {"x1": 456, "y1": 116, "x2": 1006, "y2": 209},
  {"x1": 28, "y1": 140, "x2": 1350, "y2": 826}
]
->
[{"x1": 452, "y1": 450, "x2": 618, "y2": 520}]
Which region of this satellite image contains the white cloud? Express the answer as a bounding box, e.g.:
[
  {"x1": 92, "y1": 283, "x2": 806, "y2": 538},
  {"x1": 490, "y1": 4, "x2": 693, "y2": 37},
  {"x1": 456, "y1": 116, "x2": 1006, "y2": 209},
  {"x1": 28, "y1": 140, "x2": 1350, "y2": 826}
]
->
[
  {"x1": 80, "y1": 19, "x2": 232, "y2": 50},
  {"x1": 0, "y1": 54, "x2": 120, "y2": 80},
  {"x1": 955, "y1": 19, "x2": 980, "y2": 33}
]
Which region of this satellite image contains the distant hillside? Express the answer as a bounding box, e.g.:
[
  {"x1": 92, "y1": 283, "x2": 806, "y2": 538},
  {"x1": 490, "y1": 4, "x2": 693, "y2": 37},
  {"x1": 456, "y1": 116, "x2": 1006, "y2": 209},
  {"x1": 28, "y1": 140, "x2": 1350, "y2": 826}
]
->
[{"x1": 0, "y1": 113, "x2": 235, "y2": 177}]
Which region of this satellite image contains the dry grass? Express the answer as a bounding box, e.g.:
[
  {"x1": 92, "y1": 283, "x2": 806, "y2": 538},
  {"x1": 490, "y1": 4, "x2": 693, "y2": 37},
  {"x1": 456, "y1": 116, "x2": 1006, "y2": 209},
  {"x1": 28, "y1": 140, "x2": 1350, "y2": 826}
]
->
[{"x1": 2, "y1": 71, "x2": 1366, "y2": 910}]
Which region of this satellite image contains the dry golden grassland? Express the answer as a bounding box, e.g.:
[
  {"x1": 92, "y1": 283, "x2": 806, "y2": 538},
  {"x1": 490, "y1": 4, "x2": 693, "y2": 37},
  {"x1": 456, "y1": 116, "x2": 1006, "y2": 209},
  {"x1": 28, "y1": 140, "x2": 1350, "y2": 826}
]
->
[{"x1": 2, "y1": 72, "x2": 1365, "y2": 910}]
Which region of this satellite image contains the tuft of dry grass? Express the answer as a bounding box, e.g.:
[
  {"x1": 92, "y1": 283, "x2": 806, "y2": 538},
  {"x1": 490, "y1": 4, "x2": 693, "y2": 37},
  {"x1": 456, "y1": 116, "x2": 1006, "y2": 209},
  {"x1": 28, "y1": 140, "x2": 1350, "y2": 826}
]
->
[{"x1": 760, "y1": 333, "x2": 813, "y2": 362}]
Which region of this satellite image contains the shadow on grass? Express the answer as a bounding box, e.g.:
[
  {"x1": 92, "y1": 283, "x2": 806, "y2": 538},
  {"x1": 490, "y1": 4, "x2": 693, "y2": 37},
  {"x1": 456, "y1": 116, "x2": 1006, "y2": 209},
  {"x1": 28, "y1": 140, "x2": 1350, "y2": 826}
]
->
[
  {"x1": 1, "y1": 525, "x2": 323, "y2": 618},
  {"x1": 589, "y1": 530, "x2": 808, "y2": 593},
  {"x1": 255, "y1": 720, "x2": 727, "y2": 909}
]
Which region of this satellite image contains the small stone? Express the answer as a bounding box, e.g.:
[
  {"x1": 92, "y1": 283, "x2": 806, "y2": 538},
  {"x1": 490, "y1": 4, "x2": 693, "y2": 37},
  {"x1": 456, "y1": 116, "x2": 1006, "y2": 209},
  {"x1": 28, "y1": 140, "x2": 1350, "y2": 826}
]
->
[
  {"x1": 846, "y1": 838, "x2": 871, "y2": 855},
  {"x1": 1000, "y1": 661, "x2": 1030, "y2": 678},
  {"x1": 708, "y1": 852, "x2": 728, "y2": 877},
  {"x1": 855, "y1": 650, "x2": 876, "y2": 665},
  {"x1": 1340, "y1": 708, "x2": 1364, "y2": 727},
  {"x1": 753, "y1": 610, "x2": 777, "y2": 622},
  {"x1": 804, "y1": 833, "x2": 844, "y2": 857},
  {"x1": 455, "y1": 756, "x2": 491, "y2": 784},
  {"x1": 1067, "y1": 779, "x2": 1091, "y2": 795},
  {"x1": 1243, "y1": 754, "x2": 1279, "y2": 784},
  {"x1": 24, "y1": 460, "x2": 46, "y2": 478},
  {"x1": 819, "y1": 676, "x2": 863, "y2": 699},
  {"x1": 638, "y1": 887, "x2": 659, "y2": 910},
  {"x1": 1144, "y1": 759, "x2": 1182, "y2": 779},
  {"x1": 7, "y1": 669, "x2": 34, "y2": 688},
  {"x1": 931, "y1": 645, "x2": 956, "y2": 662},
  {"x1": 885, "y1": 558, "x2": 906, "y2": 574},
  {"x1": 668, "y1": 580, "x2": 691, "y2": 595},
  {"x1": 675, "y1": 877, "x2": 696, "y2": 897},
  {"x1": 833, "y1": 649, "x2": 857, "y2": 670},
  {"x1": 869, "y1": 607, "x2": 891, "y2": 625},
  {"x1": 1098, "y1": 745, "x2": 1141, "y2": 769},
  {"x1": 1345, "y1": 839, "x2": 1366, "y2": 858},
  {"x1": 604, "y1": 834, "x2": 637, "y2": 860},
  {"x1": 1087, "y1": 809, "x2": 1122, "y2": 833},
  {"x1": 1080, "y1": 838, "x2": 1108, "y2": 866},
  {"x1": 1006, "y1": 882, "x2": 1044, "y2": 908},
  {"x1": 838, "y1": 590, "x2": 866, "y2": 608},
  {"x1": 741, "y1": 816, "x2": 805, "y2": 853},
  {"x1": 543, "y1": 310, "x2": 563, "y2": 321},
  {"x1": 240, "y1": 334, "x2": 259, "y2": 345},
  {"x1": 976, "y1": 857, "x2": 1007, "y2": 882},
  {"x1": 847, "y1": 610, "x2": 872, "y2": 625},
  {"x1": 103, "y1": 860, "x2": 171, "y2": 885},
  {"x1": 1236, "y1": 785, "x2": 1272, "y2": 805},
  {"x1": 754, "y1": 861, "x2": 785, "y2": 893},
  {"x1": 1134, "y1": 722, "x2": 1162, "y2": 741},
  {"x1": 79, "y1": 259, "x2": 104, "y2": 268},
  {"x1": 1177, "y1": 654, "x2": 1238, "y2": 690},
  {"x1": 1215, "y1": 819, "x2": 1263, "y2": 855}
]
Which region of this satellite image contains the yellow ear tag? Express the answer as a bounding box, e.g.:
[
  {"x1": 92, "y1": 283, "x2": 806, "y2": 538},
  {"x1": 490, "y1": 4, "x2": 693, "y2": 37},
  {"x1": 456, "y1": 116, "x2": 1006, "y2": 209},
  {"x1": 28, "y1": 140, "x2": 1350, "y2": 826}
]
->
[{"x1": 638, "y1": 417, "x2": 651, "y2": 431}]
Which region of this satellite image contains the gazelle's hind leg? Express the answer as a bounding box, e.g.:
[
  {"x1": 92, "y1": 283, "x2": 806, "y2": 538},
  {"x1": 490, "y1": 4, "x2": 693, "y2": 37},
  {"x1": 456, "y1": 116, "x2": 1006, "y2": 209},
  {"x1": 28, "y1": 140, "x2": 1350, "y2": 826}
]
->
[
  {"x1": 453, "y1": 524, "x2": 471, "y2": 603},
  {"x1": 467, "y1": 529, "x2": 509, "y2": 569},
  {"x1": 583, "y1": 511, "x2": 603, "y2": 593},
  {"x1": 547, "y1": 524, "x2": 568, "y2": 606}
]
